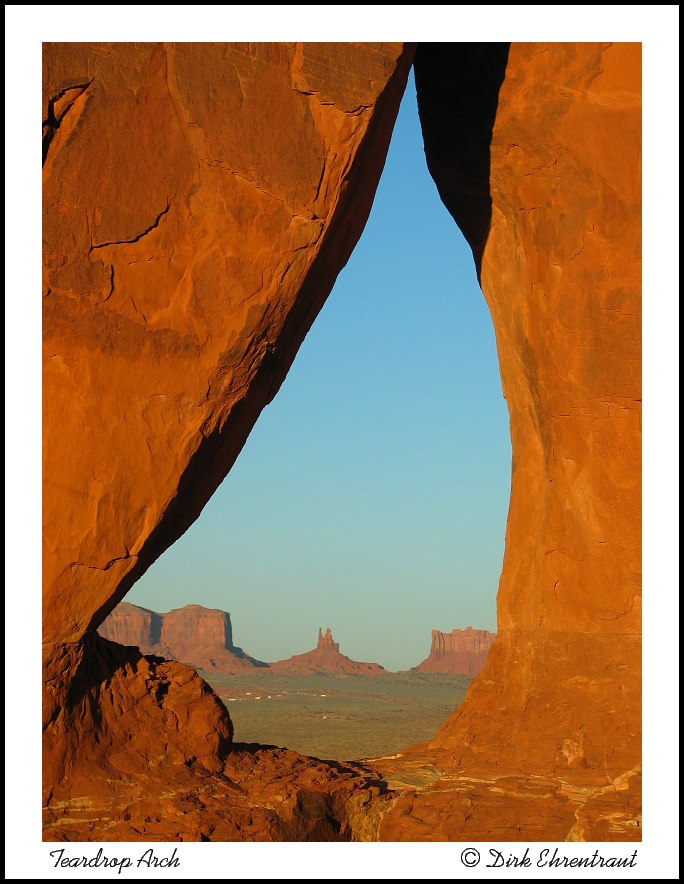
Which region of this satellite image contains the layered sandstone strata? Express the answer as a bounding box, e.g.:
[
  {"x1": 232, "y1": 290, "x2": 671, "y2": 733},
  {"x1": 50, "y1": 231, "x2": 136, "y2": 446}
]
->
[
  {"x1": 99, "y1": 602, "x2": 267, "y2": 673},
  {"x1": 415, "y1": 627, "x2": 495, "y2": 675}
]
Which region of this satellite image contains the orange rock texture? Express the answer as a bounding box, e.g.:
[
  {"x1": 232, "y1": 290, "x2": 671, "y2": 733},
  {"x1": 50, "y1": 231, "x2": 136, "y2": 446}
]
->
[
  {"x1": 270, "y1": 627, "x2": 386, "y2": 675},
  {"x1": 415, "y1": 627, "x2": 496, "y2": 675},
  {"x1": 43, "y1": 636, "x2": 389, "y2": 841},
  {"x1": 43, "y1": 42, "x2": 641, "y2": 842},
  {"x1": 376, "y1": 41, "x2": 641, "y2": 841},
  {"x1": 42, "y1": 41, "x2": 413, "y2": 840},
  {"x1": 43, "y1": 41, "x2": 412, "y2": 647},
  {"x1": 99, "y1": 602, "x2": 268, "y2": 673}
]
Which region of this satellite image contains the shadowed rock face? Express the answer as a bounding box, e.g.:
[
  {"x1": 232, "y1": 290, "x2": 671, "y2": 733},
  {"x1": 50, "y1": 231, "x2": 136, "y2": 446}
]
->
[
  {"x1": 96, "y1": 599, "x2": 163, "y2": 647},
  {"x1": 376, "y1": 41, "x2": 641, "y2": 841},
  {"x1": 415, "y1": 627, "x2": 496, "y2": 675},
  {"x1": 414, "y1": 43, "x2": 510, "y2": 273},
  {"x1": 42, "y1": 42, "x2": 641, "y2": 842}
]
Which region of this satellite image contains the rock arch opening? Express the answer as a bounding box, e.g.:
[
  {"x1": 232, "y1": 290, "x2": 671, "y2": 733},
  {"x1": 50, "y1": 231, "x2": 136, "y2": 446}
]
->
[
  {"x1": 123, "y1": 67, "x2": 508, "y2": 668},
  {"x1": 42, "y1": 42, "x2": 641, "y2": 842},
  {"x1": 97, "y1": 65, "x2": 510, "y2": 760}
]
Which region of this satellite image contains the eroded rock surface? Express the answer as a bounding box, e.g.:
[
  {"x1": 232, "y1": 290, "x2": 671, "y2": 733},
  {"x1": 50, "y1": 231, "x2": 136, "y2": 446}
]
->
[
  {"x1": 43, "y1": 41, "x2": 413, "y2": 648},
  {"x1": 376, "y1": 40, "x2": 642, "y2": 841},
  {"x1": 99, "y1": 602, "x2": 267, "y2": 673},
  {"x1": 43, "y1": 41, "x2": 641, "y2": 842},
  {"x1": 43, "y1": 634, "x2": 390, "y2": 842},
  {"x1": 42, "y1": 40, "x2": 413, "y2": 841},
  {"x1": 415, "y1": 627, "x2": 495, "y2": 675}
]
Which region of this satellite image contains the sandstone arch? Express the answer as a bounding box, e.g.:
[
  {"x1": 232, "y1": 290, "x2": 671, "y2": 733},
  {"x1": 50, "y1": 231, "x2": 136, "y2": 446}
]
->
[{"x1": 42, "y1": 42, "x2": 641, "y2": 841}]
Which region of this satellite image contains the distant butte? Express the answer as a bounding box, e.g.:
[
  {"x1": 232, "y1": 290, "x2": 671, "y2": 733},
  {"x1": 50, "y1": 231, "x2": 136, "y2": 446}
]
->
[
  {"x1": 269, "y1": 627, "x2": 386, "y2": 675},
  {"x1": 99, "y1": 607, "x2": 386, "y2": 676},
  {"x1": 415, "y1": 627, "x2": 496, "y2": 675},
  {"x1": 99, "y1": 602, "x2": 267, "y2": 674}
]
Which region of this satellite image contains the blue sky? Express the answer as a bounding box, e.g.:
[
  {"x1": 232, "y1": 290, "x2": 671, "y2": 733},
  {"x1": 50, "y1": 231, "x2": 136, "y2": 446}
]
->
[{"x1": 128, "y1": 71, "x2": 512, "y2": 670}]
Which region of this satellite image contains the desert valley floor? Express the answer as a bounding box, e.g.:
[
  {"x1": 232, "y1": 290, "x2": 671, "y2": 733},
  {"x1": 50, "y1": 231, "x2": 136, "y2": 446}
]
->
[{"x1": 200, "y1": 671, "x2": 471, "y2": 761}]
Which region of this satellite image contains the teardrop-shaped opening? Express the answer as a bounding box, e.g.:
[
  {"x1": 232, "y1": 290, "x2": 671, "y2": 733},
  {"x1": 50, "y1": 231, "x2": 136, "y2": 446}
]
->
[{"x1": 108, "y1": 70, "x2": 510, "y2": 762}]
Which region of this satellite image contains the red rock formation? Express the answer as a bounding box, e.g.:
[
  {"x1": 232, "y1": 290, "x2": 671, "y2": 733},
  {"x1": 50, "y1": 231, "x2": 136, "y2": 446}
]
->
[
  {"x1": 43, "y1": 638, "x2": 390, "y2": 841},
  {"x1": 95, "y1": 599, "x2": 162, "y2": 648},
  {"x1": 42, "y1": 41, "x2": 413, "y2": 649},
  {"x1": 42, "y1": 42, "x2": 641, "y2": 842},
  {"x1": 270, "y1": 628, "x2": 386, "y2": 675},
  {"x1": 415, "y1": 627, "x2": 496, "y2": 675},
  {"x1": 317, "y1": 627, "x2": 339, "y2": 652},
  {"x1": 42, "y1": 40, "x2": 413, "y2": 841},
  {"x1": 376, "y1": 41, "x2": 641, "y2": 841},
  {"x1": 98, "y1": 602, "x2": 267, "y2": 673}
]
